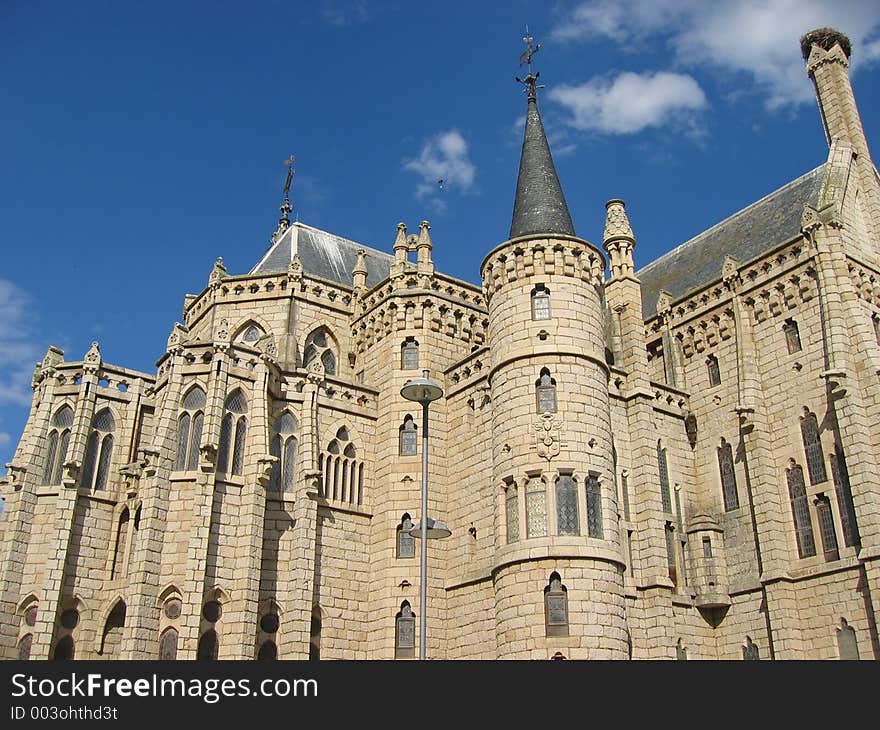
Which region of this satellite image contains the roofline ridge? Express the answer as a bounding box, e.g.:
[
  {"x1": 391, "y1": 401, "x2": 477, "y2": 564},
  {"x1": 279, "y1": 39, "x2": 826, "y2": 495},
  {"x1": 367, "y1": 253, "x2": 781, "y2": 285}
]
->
[
  {"x1": 636, "y1": 163, "x2": 826, "y2": 276},
  {"x1": 293, "y1": 220, "x2": 396, "y2": 262}
]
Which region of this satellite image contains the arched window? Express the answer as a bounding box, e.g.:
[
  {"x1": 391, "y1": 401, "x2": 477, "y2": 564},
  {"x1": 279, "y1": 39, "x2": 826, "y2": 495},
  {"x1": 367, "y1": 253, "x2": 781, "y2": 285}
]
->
[
  {"x1": 217, "y1": 389, "x2": 248, "y2": 476},
  {"x1": 586, "y1": 474, "x2": 603, "y2": 538},
  {"x1": 555, "y1": 474, "x2": 579, "y2": 536},
  {"x1": 401, "y1": 338, "x2": 419, "y2": 370},
  {"x1": 801, "y1": 410, "x2": 827, "y2": 484},
  {"x1": 815, "y1": 496, "x2": 839, "y2": 562},
  {"x1": 52, "y1": 635, "x2": 75, "y2": 661},
  {"x1": 310, "y1": 606, "x2": 322, "y2": 661},
  {"x1": 742, "y1": 636, "x2": 760, "y2": 660},
  {"x1": 658, "y1": 441, "x2": 672, "y2": 513},
  {"x1": 257, "y1": 640, "x2": 277, "y2": 660},
  {"x1": 197, "y1": 629, "x2": 218, "y2": 660},
  {"x1": 320, "y1": 427, "x2": 363, "y2": 505},
  {"x1": 303, "y1": 327, "x2": 337, "y2": 376},
  {"x1": 544, "y1": 573, "x2": 569, "y2": 637},
  {"x1": 110, "y1": 508, "x2": 130, "y2": 580},
  {"x1": 676, "y1": 638, "x2": 688, "y2": 660},
  {"x1": 830, "y1": 447, "x2": 860, "y2": 548},
  {"x1": 505, "y1": 483, "x2": 519, "y2": 544},
  {"x1": 718, "y1": 438, "x2": 739, "y2": 511},
  {"x1": 399, "y1": 415, "x2": 417, "y2": 456},
  {"x1": 176, "y1": 387, "x2": 206, "y2": 471},
  {"x1": 269, "y1": 412, "x2": 298, "y2": 492},
  {"x1": 535, "y1": 369, "x2": 557, "y2": 414},
  {"x1": 783, "y1": 319, "x2": 802, "y2": 354},
  {"x1": 43, "y1": 405, "x2": 74, "y2": 485},
  {"x1": 395, "y1": 602, "x2": 416, "y2": 658},
  {"x1": 706, "y1": 355, "x2": 721, "y2": 386},
  {"x1": 158, "y1": 627, "x2": 178, "y2": 660},
  {"x1": 665, "y1": 522, "x2": 678, "y2": 586},
  {"x1": 81, "y1": 408, "x2": 115, "y2": 491},
  {"x1": 531, "y1": 285, "x2": 551, "y2": 320},
  {"x1": 837, "y1": 618, "x2": 859, "y2": 660},
  {"x1": 525, "y1": 476, "x2": 547, "y2": 538},
  {"x1": 240, "y1": 324, "x2": 263, "y2": 344},
  {"x1": 397, "y1": 514, "x2": 415, "y2": 558},
  {"x1": 787, "y1": 463, "x2": 816, "y2": 558},
  {"x1": 17, "y1": 634, "x2": 33, "y2": 661},
  {"x1": 99, "y1": 601, "x2": 126, "y2": 657}
]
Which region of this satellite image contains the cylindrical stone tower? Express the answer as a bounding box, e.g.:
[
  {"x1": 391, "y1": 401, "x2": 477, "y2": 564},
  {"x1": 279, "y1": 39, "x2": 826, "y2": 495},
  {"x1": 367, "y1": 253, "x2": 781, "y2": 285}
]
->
[{"x1": 480, "y1": 64, "x2": 627, "y2": 659}]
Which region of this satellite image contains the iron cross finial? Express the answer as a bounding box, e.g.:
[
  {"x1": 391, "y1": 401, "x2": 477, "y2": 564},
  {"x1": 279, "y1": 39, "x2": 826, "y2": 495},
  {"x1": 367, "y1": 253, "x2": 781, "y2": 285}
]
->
[{"x1": 283, "y1": 154, "x2": 295, "y2": 196}]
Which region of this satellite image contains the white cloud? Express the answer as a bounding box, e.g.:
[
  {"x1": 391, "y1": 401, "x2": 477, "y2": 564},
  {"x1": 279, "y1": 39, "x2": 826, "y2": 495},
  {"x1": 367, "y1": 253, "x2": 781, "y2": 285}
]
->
[
  {"x1": 552, "y1": 0, "x2": 880, "y2": 109},
  {"x1": 404, "y1": 129, "x2": 477, "y2": 203},
  {"x1": 548, "y1": 71, "x2": 707, "y2": 134},
  {"x1": 0, "y1": 280, "x2": 42, "y2": 408},
  {"x1": 321, "y1": 0, "x2": 369, "y2": 27}
]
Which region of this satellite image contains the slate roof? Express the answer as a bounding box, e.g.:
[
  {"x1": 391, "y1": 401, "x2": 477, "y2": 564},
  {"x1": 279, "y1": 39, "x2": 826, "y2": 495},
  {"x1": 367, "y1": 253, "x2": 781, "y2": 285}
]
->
[
  {"x1": 250, "y1": 222, "x2": 394, "y2": 289},
  {"x1": 637, "y1": 164, "x2": 827, "y2": 318}
]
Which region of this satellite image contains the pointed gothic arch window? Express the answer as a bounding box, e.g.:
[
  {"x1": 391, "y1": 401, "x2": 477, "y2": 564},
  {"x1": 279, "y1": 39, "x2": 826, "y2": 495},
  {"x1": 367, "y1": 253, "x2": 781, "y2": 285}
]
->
[
  {"x1": 658, "y1": 441, "x2": 672, "y2": 513},
  {"x1": 303, "y1": 327, "x2": 337, "y2": 376},
  {"x1": 397, "y1": 513, "x2": 415, "y2": 558},
  {"x1": 81, "y1": 408, "x2": 115, "y2": 491},
  {"x1": 17, "y1": 634, "x2": 33, "y2": 661},
  {"x1": 535, "y1": 368, "x2": 557, "y2": 414},
  {"x1": 99, "y1": 600, "x2": 126, "y2": 657},
  {"x1": 742, "y1": 636, "x2": 760, "y2": 660},
  {"x1": 399, "y1": 415, "x2": 417, "y2": 456},
  {"x1": 176, "y1": 386, "x2": 206, "y2": 471},
  {"x1": 395, "y1": 602, "x2": 415, "y2": 658},
  {"x1": 544, "y1": 572, "x2": 569, "y2": 637},
  {"x1": 401, "y1": 338, "x2": 419, "y2": 370},
  {"x1": 586, "y1": 474, "x2": 603, "y2": 538},
  {"x1": 52, "y1": 634, "x2": 75, "y2": 661},
  {"x1": 706, "y1": 354, "x2": 721, "y2": 386},
  {"x1": 158, "y1": 627, "x2": 178, "y2": 660},
  {"x1": 505, "y1": 482, "x2": 519, "y2": 543},
  {"x1": 783, "y1": 318, "x2": 802, "y2": 354},
  {"x1": 787, "y1": 463, "x2": 816, "y2": 558},
  {"x1": 110, "y1": 508, "x2": 130, "y2": 580},
  {"x1": 555, "y1": 473, "x2": 579, "y2": 536},
  {"x1": 269, "y1": 411, "x2": 298, "y2": 492},
  {"x1": 321, "y1": 427, "x2": 363, "y2": 505},
  {"x1": 718, "y1": 438, "x2": 739, "y2": 511},
  {"x1": 525, "y1": 476, "x2": 547, "y2": 538},
  {"x1": 815, "y1": 495, "x2": 839, "y2": 562},
  {"x1": 830, "y1": 446, "x2": 860, "y2": 548},
  {"x1": 217, "y1": 388, "x2": 248, "y2": 476},
  {"x1": 531, "y1": 285, "x2": 551, "y2": 320},
  {"x1": 43, "y1": 405, "x2": 74, "y2": 485},
  {"x1": 801, "y1": 410, "x2": 827, "y2": 484},
  {"x1": 197, "y1": 629, "x2": 218, "y2": 660}
]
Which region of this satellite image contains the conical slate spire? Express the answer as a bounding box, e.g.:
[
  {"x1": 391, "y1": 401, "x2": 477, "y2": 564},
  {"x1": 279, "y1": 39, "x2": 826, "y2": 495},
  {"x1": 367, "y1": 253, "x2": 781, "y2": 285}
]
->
[{"x1": 509, "y1": 46, "x2": 575, "y2": 240}]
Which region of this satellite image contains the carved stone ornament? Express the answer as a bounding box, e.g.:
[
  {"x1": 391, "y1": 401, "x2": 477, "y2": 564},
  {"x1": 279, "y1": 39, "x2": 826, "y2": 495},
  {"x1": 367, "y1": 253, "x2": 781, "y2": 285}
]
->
[
  {"x1": 199, "y1": 443, "x2": 217, "y2": 473},
  {"x1": 215, "y1": 318, "x2": 230, "y2": 344},
  {"x1": 83, "y1": 341, "x2": 101, "y2": 372},
  {"x1": 4, "y1": 462, "x2": 26, "y2": 491},
  {"x1": 288, "y1": 253, "x2": 303, "y2": 280},
  {"x1": 120, "y1": 462, "x2": 143, "y2": 497},
  {"x1": 61, "y1": 460, "x2": 80, "y2": 488},
  {"x1": 166, "y1": 322, "x2": 188, "y2": 352},
  {"x1": 306, "y1": 358, "x2": 325, "y2": 384},
  {"x1": 802, "y1": 202, "x2": 841, "y2": 234},
  {"x1": 721, "y1": 255, "x2": 740, "y2": 287},
  {"x1": 257, "y1": 455, "x2": 279, "y2": 488},
  {"x1": 534, "y1": 412, "x2": 563, "y2": 460},
  {"x1": 42, "y1": 346, "x2": 64, "y2": 371},
  {"x1": 656, "y1": 290, "x2": 673, "y2": 317},
  {"x1": 209, "y1": 257, "x2": 228, "y2": 285},
  {"x1": 138, "y1": 448, "x2": 160, "y2": 477},
  {"x1": 261, "y1": 334, "x2": 278, "y2": 360}
]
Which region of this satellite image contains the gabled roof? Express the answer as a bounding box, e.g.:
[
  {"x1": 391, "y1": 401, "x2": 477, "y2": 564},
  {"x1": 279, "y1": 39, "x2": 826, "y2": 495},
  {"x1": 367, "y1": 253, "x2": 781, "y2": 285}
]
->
[
  {"x1": 637, "y1": 164, "x2": 827, "y2": 318},
  {"x1": 250, "y1": 221, "x2": 394, "y2": 289}
]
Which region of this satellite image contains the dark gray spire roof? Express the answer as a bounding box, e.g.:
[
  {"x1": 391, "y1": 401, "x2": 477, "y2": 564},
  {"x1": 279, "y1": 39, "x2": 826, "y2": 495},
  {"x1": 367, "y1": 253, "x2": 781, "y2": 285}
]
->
[
  {"x1": 509, "y1": 96, "x2": 576, "y2": 239},
  {"x1": 250, "y1": 221, "x2": 394, "y2": 288},
  {"x1": 637, "y1": 164, "x2": 826, "y2": 318}
]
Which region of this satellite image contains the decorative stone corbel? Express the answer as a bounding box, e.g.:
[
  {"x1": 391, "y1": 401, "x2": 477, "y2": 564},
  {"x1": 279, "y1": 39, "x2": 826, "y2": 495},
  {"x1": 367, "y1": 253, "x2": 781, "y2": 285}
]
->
[
  {"x1": 82, "y1": 341, "x2": 102, "y2": 372},
  {"x1": 199, "y1": 443, "x2": 217, "y2": 473},
  {"x1": 119, "y1": 462, "x2": 143, "y2": 498},
  {"x1": 721, "y1": 255, "x2": 740, "y2": 290},
  {"x1": 256, "y1": 455, "x2": 279, "y2": 488},
  {"x1": 61, "y1": 460, "x2": 80, "y2": 488},
  {"x1": 138, "y1": 448, "x2": 161, "y2": 478},
  {"x1": 306, "y1": 358, "x2": 325, "y2": 386},
  {"x1": 4, "y1": 463, "x2": 26, "y2": 491}
]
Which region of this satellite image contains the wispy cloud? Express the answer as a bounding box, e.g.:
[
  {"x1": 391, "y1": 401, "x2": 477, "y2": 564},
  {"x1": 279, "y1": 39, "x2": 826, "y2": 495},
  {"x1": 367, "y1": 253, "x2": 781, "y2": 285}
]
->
[
  {"x1": 404, "y1": 129, "x2": 477, "y2": 210},
  {"x1": 548, "y1": 71, "x2": 707, "y2": 135},
  {"x1": 551, "y1": 0, "x2": 880, "y2": 109},
  {"x1": 0, "y1": 280, "x2": 42, "y2": 408},
  {"x1": 321, "y1": 0, "x2": 369, "y2": 27}
]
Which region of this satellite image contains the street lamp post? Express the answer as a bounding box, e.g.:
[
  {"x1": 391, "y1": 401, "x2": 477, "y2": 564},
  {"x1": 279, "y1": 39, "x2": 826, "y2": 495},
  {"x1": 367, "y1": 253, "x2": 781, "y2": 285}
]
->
[{"x1": 400, "y1": 369, "x2": 450, "y2": 660}]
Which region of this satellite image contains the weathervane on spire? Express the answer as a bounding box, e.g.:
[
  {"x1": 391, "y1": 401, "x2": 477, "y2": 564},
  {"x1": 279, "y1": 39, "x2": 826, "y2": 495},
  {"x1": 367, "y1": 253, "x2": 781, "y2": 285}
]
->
[
  {"x1": 271, "y1": 154, "x2": 295, "y2": 244},
  {"x1": 283, "y1": 154, "x2": 295, "y2": 197},
  {"x1": 515, "y1": 26, "x2": 544, "y2": 100}
]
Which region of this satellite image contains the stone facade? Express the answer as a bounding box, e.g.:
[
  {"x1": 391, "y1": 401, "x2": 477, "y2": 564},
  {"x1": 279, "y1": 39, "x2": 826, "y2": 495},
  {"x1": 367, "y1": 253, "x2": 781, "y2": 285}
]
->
[{"x1": 2, "y1": 29, "x2": 879, "y2": 660}]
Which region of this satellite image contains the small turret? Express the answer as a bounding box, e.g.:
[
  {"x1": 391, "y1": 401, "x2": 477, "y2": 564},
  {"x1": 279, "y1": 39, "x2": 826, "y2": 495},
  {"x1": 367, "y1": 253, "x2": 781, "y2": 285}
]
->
[
  {"x1": 352, "y1": 248, "x2": 368, "y2": 292},
  {"x1": 416, "y1": 220, "x2": 434, "y2": 276},
  {"x1": 602, "y1": 199, "x2": 636, "y2": 280}
]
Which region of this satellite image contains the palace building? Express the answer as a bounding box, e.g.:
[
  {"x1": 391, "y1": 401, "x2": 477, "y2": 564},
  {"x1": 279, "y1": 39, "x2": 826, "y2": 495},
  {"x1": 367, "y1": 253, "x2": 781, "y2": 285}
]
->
[{"x1": 1, "y1": 28, "x2": 878, "y2": 660}]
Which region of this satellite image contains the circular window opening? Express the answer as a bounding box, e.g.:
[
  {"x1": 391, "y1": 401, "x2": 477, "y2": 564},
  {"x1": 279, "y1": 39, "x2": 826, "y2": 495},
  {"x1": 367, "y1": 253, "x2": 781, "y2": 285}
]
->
[
  {"x1": 164, "y1": 599, "x2": 182, "y2": 620},
  {"x1": 202, "y1": 601, "x2": 222, "y2": 623},
  {"x1": 260, "y1": 613, "x2": 279, "y2": 634},
  {"x1": 60, "y1": 609, "x2": 79, "y2": 630}
]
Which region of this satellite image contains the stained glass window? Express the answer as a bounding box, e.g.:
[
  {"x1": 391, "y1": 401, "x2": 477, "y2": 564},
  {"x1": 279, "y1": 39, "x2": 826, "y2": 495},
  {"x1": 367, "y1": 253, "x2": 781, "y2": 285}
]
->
[
  {"x1": 397, "y1": 515, "x2": 415, "y2": 558},
  {"x1": 506, "y1": 485, "x2": 519, "y2": 543},
  {"x1": 544, "y1": 573, "x2": 568, "y2": 637},
  {"x1": 707, "y1": 355, "x2": 721, "y2": 386},
  {"x1": 17, "y1": 634, "x2": 32, "y2": 661},
  {"x1": 787, "y1": 464, "x2": 816, "y2": 558},
  {"x1": 816, "y1": 496, "x2": 839, "y2": 562},
  {"x1": 303, "y1": 327, "x2": 337, "y2": 375},
  {"x1": 658, "y1": 442, "x2": 672, "y2": 513},
  {"x1": 830, "y1": 447, "x2": 860, "y2": 548},
  {"x1": 535, "y1": 369, "x2": 557, "y2": 414},
  {"x1": 400, "y1": 415, "x2": 417, "y2": 456},
  {"x1": 556, "y1": 475, "x2": 579, "y2": 536},
  {"x1": 801, "y1": 411, "x2": 827, "y2": 484},
  {"x1": 586, "y1": 475, "x2": 603, "y2": 538},
  {"x1": 531, "y1": 285, "x2": 551, "y2": 320},
  {"x1": 837, "y1": 619, "x2": 859, "y2": 660},
  {"x1": 395, "y1": 602, "x2": 415, "y2": 658},
  {"x1": 525, "y1": 478, "x2": 547, "y2": 538},
  {"x1": 197, "y1": 630, "x2": 218, "y2": 660},
  {"x1": 159, "y1": 628, "x2": 178, "y2": 660},
  {"x1": 718, "y1": 438, "x2": 739, "y2": 511}
]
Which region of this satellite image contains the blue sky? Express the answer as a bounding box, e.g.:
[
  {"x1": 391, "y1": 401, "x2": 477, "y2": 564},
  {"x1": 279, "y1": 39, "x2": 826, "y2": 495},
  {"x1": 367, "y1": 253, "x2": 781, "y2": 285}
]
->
[{"x1": 2, "y1": 0, "x2": 880, "y2": 470}]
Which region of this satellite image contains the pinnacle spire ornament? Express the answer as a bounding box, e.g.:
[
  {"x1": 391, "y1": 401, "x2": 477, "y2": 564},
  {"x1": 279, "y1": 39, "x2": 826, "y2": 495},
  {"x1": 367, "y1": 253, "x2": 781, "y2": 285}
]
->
[{"x1": 270, "y1": 154, "x2": 295, "y2": 244}]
